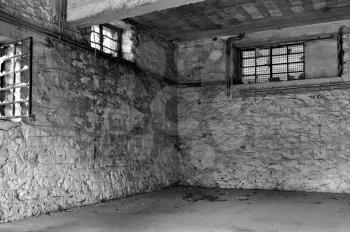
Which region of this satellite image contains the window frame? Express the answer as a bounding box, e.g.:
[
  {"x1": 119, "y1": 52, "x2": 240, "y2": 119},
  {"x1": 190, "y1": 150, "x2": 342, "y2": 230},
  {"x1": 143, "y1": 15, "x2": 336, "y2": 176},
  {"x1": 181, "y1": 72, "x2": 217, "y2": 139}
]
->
[
  {"x1": 90, "y1": 24, "x2": 123, "y2": 58},
  {"x1": 0, "y1": 37, "x2": 33, "y2": 120},
  {"x1": 239, "y1": 43, "x2": 306, "y2": 84}
]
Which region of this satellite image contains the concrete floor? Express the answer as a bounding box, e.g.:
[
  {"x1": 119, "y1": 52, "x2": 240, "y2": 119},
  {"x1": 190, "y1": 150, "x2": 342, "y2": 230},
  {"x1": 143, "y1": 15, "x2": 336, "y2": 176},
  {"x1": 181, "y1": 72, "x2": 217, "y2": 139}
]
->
[{"x1": 1, "y1": 187, "x2": 350, "y2": 232}]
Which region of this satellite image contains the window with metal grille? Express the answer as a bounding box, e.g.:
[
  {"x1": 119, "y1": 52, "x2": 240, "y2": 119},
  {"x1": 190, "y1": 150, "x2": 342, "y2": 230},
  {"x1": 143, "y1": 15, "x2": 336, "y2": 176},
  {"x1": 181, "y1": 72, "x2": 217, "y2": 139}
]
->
[
  {"x1": 0, "y1": 37, "x2": 32, "y2": 120},
  {"x1": 241, "y1": 43, "x2": 305, "y2": 84},
  {"x1": 90, "y1": 25, "x2": 122, "y2": 57}
]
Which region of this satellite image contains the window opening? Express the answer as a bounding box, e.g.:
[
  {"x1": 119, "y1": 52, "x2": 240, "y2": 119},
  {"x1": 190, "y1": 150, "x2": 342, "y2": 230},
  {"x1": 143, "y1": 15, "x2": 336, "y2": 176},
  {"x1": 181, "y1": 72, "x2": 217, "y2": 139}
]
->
[
  {"x1": 0, "y1": 37, "x2": 32, "y2": 119},
  {"x1": 241, "y1": 43, "x2": 305, "y2": 84}
]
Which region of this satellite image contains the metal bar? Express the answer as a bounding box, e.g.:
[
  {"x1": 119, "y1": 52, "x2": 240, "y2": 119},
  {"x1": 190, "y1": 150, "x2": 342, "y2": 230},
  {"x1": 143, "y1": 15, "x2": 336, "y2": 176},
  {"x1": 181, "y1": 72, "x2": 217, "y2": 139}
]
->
[
  {"x1": 252, "y1": 71, "x2": 300, "y2": 77},
  {"x1": 272, "y1": 60, "x2": 304, "y2": 65},
  {"x1": 337, "y1": 27, "x2": 344, "y2": 77},
  {"x1": 243, "y1": 60, "x2": 304, "y2": 68},
  {"x1": 238, "y1": 48, "x2": 242, "y2": 84},
  {"x1": 243, "y1": 72, "x2": 303, "y2": 77},
  {"x1": 269, "y1": 47, "x2": 272, "y2": 81},
  {"x1": 271, "y1": 52, "x2": 304, "y2": 56},
  {"x1": 240, "y1": 50, "x2": 244, "y2": 84},
  {"x1": 102, "y1": 35, "x2": 119, "y2": 43},
  {"x1": 241, "y1": 42, "x2": 305, "y2": 50},
  {"x1": 118, "y1": 29, "x2": 123, "y2": 58},
  {"x1": 287, "y1": 45, "x2": 290, "y2": 79},
  {"x1": 28, "y1": 37, "x2": 33, "y2": 116},
  {"x1": 0, "y1": 115, "x2": 30, "y2": 120},
  {"x1": 0, "y1": 68, "x2": 29, "y2": 77},
  {"x1": 0, "y1": 83, "x2": 29, "y2": 91},
  {"x1": 254, "y1": 49, "x2": 257, "y2": 83},
  {"x1": 12, "y1": 44, "x2": 16, "y2": 116},
  {"x1": 0, "y1": 48, "x2": 3, "y2": 116},
  {"x1": 271, "y1": 71, "x2": 304, "y2": 75},
  {"x1": 243, "y1": 52, "x2": 304, "y2": 62},
  {"x1": 99, "y1": 25, "x2": 104, "y2": 51},
  {"x1": 0, "y1": 53, "x2": 31, "y2": 63},
  {"x1": 101, "y1": 46, "x2": 118, "y2": 53},
  {"x1": 303, "y1": 43, "x2": 306, "y2": 78},
  {"x1": 245, "y1": 54, "x2": 271, "y2": 58},
  {"x1": 0, "y1": 100, "x2": 29, "y2": 106}
]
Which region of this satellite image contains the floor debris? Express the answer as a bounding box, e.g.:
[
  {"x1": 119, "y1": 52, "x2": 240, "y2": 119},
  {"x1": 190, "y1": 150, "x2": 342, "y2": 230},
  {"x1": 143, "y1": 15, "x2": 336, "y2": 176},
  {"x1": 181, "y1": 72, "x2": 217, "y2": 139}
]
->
[{"x1": 183, "y1": 191, "x2": 227, "y2": 202}]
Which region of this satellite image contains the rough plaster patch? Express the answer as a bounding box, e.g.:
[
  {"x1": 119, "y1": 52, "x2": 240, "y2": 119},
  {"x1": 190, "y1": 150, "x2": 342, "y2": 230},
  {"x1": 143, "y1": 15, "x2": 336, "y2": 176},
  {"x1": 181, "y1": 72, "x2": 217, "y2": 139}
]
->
[
  {"x1": 208, "y1": 119, "x2": 245, "y2": 152},
  {"x1": 177, "y1": 40, "x2": 226, "y2": 82},
  {"x1": 116, "y1": 74, "x2": 138, "y2": 100},
  {"x1": 178, "y1": 119, "x2": 199, "y2": 137},
  {"x1": 151, "y1": 86, "x2": 177, "y2": 134},
  {"x1": 190, "y1": 141, "x2": 216, "y2": 170},
  {"x1": 208, "y1": 50, "x2": 223, "y2": 62},
  {"x1": 136, "y1": 41, "x2": 166, "y2": 76}
]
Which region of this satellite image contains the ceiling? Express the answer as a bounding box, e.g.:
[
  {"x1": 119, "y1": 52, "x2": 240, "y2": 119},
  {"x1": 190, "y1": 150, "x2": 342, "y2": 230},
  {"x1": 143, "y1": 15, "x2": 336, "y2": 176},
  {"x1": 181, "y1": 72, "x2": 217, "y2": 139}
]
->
[{"x1": 126, "y1": 0, "x2": 350, "y2": 41}]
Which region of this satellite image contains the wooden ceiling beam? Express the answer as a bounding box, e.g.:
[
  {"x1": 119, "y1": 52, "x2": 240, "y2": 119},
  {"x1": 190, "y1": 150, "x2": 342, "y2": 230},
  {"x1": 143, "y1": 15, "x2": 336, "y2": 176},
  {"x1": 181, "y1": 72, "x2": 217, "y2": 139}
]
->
[
  {"x1": 67, "y1": 0, "x2": 206, "y2": 28},
  {"x1": 241, "y1": 3, "x2": 265, "y2": 19},
  {"x1": 289, "y1": 0, "x2": 305, "y2": 13},
  {"x1": 219, "y1": 0, "x2": 251, "y2": 22},
  {"x1": 203, "y1": 1, "x2": 234, "y2": 25},
  {"x1": 274, "y1": 0, "x2": 293, "y2": 16},
  {"x1": 222, "y1": 6, "x2": 249, "y2": 22},
  {"x1": 262, "y1": 0, "x2": 284, "y2": 17},
  {"x1": 253, "y1": 0, "x2": 272, "y2": 18},
  {"x1": 311, "y1": 0, "x2": 327, "y2": 10},
  {"x1": 172, "y1": 5, "x2": 350, "y2": 41}
]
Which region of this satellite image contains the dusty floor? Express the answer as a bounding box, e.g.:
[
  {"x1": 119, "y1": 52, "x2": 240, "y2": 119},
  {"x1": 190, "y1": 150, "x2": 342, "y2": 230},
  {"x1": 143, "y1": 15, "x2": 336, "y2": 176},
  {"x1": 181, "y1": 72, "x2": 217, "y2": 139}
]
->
[{"x1": 1, "y1": 186, "x2": 350, "y2": 232}]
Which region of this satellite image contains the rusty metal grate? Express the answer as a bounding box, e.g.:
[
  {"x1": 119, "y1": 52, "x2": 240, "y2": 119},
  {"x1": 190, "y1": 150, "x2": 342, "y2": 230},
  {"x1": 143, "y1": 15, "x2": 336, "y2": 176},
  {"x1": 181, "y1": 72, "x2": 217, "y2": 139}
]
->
[
  {"x1": 0, "y1": 37, "x2": 32, "y2": 119},
  {"x1": 241, "y1": 43, "x2": 305, "y2": 84}
]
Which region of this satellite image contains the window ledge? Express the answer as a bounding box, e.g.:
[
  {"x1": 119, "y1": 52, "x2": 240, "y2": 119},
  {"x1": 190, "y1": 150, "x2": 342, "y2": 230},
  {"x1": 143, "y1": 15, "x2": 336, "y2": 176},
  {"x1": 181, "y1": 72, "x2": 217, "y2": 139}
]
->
[
  {"x1": 0, "y1": 119, "x2": 21, "y2": 131},
  {"x1": 231, "y1": 77, "x2": 350, "y2": 96}
]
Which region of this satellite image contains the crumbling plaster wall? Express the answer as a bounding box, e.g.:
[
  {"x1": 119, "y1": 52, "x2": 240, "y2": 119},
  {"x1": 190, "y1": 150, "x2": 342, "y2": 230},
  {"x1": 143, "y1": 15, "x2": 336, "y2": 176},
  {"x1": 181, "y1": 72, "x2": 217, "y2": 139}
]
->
[
  {"x1": 0, "y1": 7, "x2": 179, "y2": 224},
  {"x1": 177, "y1": 21, "x2": 350, "y2": 193}
]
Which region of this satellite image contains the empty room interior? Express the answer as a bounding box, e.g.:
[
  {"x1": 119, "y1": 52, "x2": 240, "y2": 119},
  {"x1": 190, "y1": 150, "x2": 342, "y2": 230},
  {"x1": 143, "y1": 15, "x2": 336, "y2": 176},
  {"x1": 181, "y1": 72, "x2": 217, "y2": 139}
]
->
[{"x1": 1, "y1": 0, "x2": 350, "y2": 231}]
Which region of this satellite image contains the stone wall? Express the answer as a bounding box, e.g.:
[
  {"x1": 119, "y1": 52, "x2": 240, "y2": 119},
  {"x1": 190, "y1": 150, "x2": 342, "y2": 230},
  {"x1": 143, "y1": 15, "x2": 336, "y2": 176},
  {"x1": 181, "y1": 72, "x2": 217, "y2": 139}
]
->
[
  {"x1": 177, "y1": 38, "x2": 226, "y2": 83},
  {"x1": 177, "y1": 22, "x2": 350, "y2": 193},
  {"x1": 134, "y1": 30, "x2": 178, "y2": 82},
  {"x1": 0, "y1": 0, "x2": 60, "y2": 23},
  {"x1": 0, "y1": 18, "x2": 179, "y2": 223},
  {"x1": 4, "y1": 0, "x2": 350, "y2": 224},
  {"x1": 178, "y1": 86, "x2": 350, "y2": 192}
]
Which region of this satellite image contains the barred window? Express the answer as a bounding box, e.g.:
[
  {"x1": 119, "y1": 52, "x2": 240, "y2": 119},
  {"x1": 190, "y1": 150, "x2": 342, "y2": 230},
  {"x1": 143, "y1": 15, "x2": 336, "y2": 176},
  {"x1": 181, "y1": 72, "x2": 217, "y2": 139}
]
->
[
  {"x1": 241, "y1": 43, "x2": 305, "y2": 84},
  {"x1": 0, "y1": 37, "x2": 32, "y2": 120},
  {"x1": 90, "y1": 24, "x2": 135, "y2": 61},
  {"x1": 91, "y1": 25, "x2": 122, "y2": 57}
]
